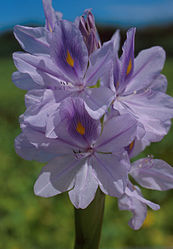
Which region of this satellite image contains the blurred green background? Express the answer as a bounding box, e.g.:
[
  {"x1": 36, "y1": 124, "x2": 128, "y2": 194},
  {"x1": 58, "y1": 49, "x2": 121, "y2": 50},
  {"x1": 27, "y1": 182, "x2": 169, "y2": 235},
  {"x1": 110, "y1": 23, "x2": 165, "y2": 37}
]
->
[{"x1": 1, "y1": 2, "x2": 173, "y2": 249}]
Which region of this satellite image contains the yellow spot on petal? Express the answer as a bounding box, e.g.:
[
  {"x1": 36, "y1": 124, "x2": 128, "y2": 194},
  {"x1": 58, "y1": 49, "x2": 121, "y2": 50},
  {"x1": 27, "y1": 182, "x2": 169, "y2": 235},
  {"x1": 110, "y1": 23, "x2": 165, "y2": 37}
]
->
[
  {"x1": 126, "y1": 58, "x2": 132, "y2": 75},
  {"x1": 48, "y1": 23, "x2": 53, "y2": 33},
  {"x1": 66, "y1": 50, "x2": 74, "y2": 67},
  {"x1": 116, "y1": 81, "x2": 119, "y2": 89},
  {"x1": 76, "y1": 122, "x2": 85, "y2": 135},
  {"x1": 129, "y1": 140, "x2": 135, "y2": 152}
]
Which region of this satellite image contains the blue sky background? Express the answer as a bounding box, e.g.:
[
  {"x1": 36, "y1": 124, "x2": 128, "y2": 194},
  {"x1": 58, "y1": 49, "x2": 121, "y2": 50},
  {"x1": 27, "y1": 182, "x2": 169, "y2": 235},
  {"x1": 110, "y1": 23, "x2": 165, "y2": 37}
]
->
[{"x1": 1, "y1": 0, "x2": 173, "y2": 32}]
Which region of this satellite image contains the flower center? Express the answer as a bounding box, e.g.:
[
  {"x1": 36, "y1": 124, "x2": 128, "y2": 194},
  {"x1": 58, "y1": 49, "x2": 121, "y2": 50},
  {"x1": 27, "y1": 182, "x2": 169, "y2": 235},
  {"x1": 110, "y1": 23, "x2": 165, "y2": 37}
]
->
[{"x1": 73, "y1": 147, "x2": 94, "y2": 159}]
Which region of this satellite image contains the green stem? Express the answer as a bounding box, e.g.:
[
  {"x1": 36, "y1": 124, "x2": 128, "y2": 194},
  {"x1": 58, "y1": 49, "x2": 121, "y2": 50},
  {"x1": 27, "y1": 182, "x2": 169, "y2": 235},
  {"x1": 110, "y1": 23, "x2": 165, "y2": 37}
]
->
[{"x1": 74, "y1": 188, "x2": 105, "y2": 249}]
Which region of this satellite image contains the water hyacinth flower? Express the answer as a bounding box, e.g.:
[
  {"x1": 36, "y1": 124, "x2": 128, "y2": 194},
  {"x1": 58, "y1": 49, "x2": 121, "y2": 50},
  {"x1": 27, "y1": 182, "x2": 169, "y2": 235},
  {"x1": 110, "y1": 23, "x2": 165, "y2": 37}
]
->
[
  {"x1": 110, "y1": 28, "x2": 173, "y2": 156},
  {"x1": 16, "y1": 97, "x2": 137, "y2": 208}
]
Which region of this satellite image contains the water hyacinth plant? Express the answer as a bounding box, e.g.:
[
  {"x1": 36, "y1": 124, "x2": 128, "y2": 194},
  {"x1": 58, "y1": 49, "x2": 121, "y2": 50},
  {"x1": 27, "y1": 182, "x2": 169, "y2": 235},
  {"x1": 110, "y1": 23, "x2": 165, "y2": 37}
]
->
[{"x1": 12, "y1": 0, "x2": 173, "y2": 248}]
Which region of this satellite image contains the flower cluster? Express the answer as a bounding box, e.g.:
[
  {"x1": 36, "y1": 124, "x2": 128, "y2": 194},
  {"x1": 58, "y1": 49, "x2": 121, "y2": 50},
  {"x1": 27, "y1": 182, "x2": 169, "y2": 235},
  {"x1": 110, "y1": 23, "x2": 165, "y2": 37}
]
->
[{"x1": 13, "y1": 0, "x2": 173, "y2": 230}]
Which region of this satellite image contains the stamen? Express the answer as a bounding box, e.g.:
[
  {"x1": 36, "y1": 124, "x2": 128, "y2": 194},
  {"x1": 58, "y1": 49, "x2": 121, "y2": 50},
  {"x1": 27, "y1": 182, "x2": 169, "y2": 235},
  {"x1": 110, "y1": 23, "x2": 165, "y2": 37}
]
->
[
  {"x1": 66, "y1": 50, "x2": 74, "y2": 67},
  {"x1": 59, "y1": 80, "x2": 73, "y2": 90},
  {"x1": 126, "y1": 58, "x2": 132, "y2": 75},
  {"x1": 76, "y1": 122, "x2": 85, "y2": 135}
]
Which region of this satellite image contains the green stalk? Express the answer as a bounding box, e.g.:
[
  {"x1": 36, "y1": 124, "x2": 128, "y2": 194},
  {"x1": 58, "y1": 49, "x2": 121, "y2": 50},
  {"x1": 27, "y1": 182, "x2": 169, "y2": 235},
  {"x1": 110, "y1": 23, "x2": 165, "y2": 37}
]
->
[{"x1": 74, "y1": 188, "x2": 105, "y2": 249}]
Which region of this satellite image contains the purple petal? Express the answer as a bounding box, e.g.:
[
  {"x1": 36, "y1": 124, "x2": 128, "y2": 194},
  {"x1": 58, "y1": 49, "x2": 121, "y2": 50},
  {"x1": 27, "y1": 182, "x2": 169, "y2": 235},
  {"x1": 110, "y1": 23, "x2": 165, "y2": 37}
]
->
[
  {"x1": 100, "y1": 60, "x2": 115, "y2": 91},
  {"x1": 110, "y1": 28, "x2": 121, "y2": 92},
  {"x1": 151, "y1": 74, "x2": 167, "y2": 93},
  {"x1": 42, "y1": 0, "x2": 57, "y2": 32},
  {"x1": 69, "y1": 159, "x2": 98, "y2": 209},
  {"x1": 91, "y1": 153, "x2": 129, "y2": 197},
  {"x1": 128, "y1": 136, "x2": 150, "y2": 158},
  {"x1": 145, "y1": 119, "x2": 169, "y2": 142},
  {"x1": 96, "y1": 114, "x2": 137, "y2": 153},
  {"x1": 113, "y1": 55, "x2": 120, "y2": 91},
  {"x1": 12, "y1": 71, "x2": 41, "y2": 90},
  {"x1": 14, "y1": 25, "x2": 49, "y2": 54},
  {"x1": 144, "y1": 119, "x2": 170, "y2": 143},
  {"x1": 45, "y1": 109, "x2": 61, "y2": 139},
  {"x1": 130, "y1": 158, "x2": 173, "y2": 191},
  {"x1": 13, "y1": 52, "x2": 46, "y2": 87},
  {"x1": 118, "y1": 184, "x2": 160, "y2": 230},
  {"x1": 125, "y1": 121, "x2": 146, "y2": 157},
  {"x1": 51, "y1": 21, "x2": 88, "y2": 83},
  {"x1": 111, "y1": 29, "x2": 120, "y2": 53},
  {"x1": 118, "y1": 28, "x2": 136, "y2": 93},
  {"x1": 117, "y1": 90, "x2": 173, "y2": 142},
  {"x1": 85, "y1": 41, "x2": 113, "y2": 86},
  {"x1": 24, "y1": 89, "x2": 59, "y2": 129},
  {"x1": 16, "y1": 116, "x2": 75, "y2": 161},
  {"x1": 125, "y1": 185, "x2": 160, "y2": 210},
  {"x1": 34, "y1": 155, "x2": 86, "y2": 197},
  {"x1": 125, "y1": 46, "x2": 166, "y2": 93},
  {"x1": 104, "y1": 107, "x2": 120, "y2": 123},
  {"x1": 21, "y1": 122, "x2": 73, "y2": 156},
  {"x1": 15, "y1": 133, "x2": 55, "y2": 162},
  {"x1": 131, "y1": 119, "x2": 171, "y2": 156},
  {"x1": 25, "y1": 89, "x2": 53, "y2": 108},
  {"x1": 82, "y1": 87, "x2": 114, "y2": 119},
  {"x1": 118, "y1": 188, "x2": 147, "y2": 230},
  {"x1": 25, "y1": 88, "x2": 72, "y2": 120},
  {"x1": 13, "y1": 52, "x2": 71, "y2": 89},
  {"x1": 124, "y1": 85, "x2": 172, "y2": 122}
]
